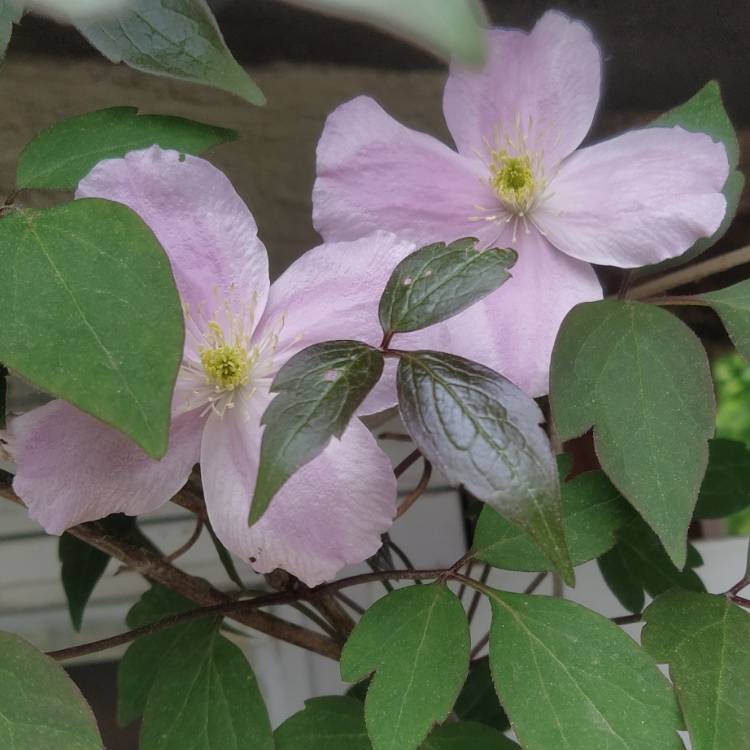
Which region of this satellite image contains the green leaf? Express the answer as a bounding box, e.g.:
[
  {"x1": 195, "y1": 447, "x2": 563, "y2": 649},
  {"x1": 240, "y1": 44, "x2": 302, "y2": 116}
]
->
[
  {"x1": 421, "y1": 722, "x2": 519, "y2": 749},
  {"x1": 251, "y1": 340, "x2": 384, "y2": 524},
  {"x1": 646, "y1": 81, "x2": 743, "y2": 270},
  {"x1": 694, "y1": 438, "x2": 750, "y2": 518},
  {"x1": 118, "y1": 586, "x2": 198, "y2": 726},
  {"x1": 76, "y1": 0, "x2": 265, "y2": 105},
  {"x1": 378, "y1": 239, "x2": 516, "y2": 335},
  {"x1": 280, "y1": 0, "x2": 487, "y2": 65},
  {"x1": 598, "y1": 517, "x2": 705, "y2": 614},
  {"x1": 484, "y1": 588, "x2": 684, "y2": 750},
  {"x1": 700, "y1": 279, "x2": 750, "y2": 363},
  {"x1": 550, "y1": 300, "x2": 715, "y2": 567},
  {"x1": 340, "y1": 583, "x2": 470, "y2": 750},
  {"x1": 453, "y1": 656, "x2": 510, "y2": 731},
  {"x1": 398, "y1": 350, "x2": 573, "y2": 584},
  {"x1": 275, "y1": 696, "x2": 371, "y2": 750},
  {"x1": 0, "y1": 199, "x2": 184, "y2": 458},
  {"x1": 0, "y1": 364, "x2": 6, "y2": 429},
  {"x1": 140, "y1": 627, "x2": 273, "y2": 750},
  {"x1": 0, "y1": 1, "x2": 22, "y2": 62},
  {"x1": 643, "y1": 589, "x2": 750, "y2": 749},
  {"x1": 0, "y1": 630, "x2": 103, "y2": 749},
  {"x1": 16, "y1": 106, "x2": 237, "y2": 190},
  {"x1": 59, "y1": 515, "x2": 135, "y2": 631},
  {"x1": 473, "y1": 458, "x2": 634, "y2": 571}
]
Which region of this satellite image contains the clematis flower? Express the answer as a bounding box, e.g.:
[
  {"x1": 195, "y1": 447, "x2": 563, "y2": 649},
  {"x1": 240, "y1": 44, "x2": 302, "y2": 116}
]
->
[
  {"x1": 313, "y1": 10, "x2": 730, "y2": 396},
  {"x1": 5, "y1": 146, "x2": 417, "y2": 586}
]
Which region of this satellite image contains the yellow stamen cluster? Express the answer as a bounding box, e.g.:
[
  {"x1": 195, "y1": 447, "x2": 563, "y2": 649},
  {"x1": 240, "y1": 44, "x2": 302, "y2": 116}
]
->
[
  {"x1": 489, "y1": 151, "x2": 536, "y2": 210},
  {"x1": 200, "y1": 322, "x2": 251, "y2": 390}
]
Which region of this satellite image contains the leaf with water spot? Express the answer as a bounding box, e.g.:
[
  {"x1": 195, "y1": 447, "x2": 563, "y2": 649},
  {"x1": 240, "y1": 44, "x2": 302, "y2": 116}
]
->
[{"x1": 340, "y1": 584, "x2": 470, "y2": 750}]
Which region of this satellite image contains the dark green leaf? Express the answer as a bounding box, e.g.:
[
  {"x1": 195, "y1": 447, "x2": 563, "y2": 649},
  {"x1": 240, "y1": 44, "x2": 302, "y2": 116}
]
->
[
  {"x1": 140, "y1": 627, "x2": 273, "y2": 750},
  {"x1": 16, "y1": 107, "x2": 237, "y2": 190},
  {"x1": 0, "y1": 630, "x2": 103, "y2": 749},
  {"x1": 59, "y1": 515, "x2": 133, "y2": 631},
  {"x1": 646, "y1": 81, "x2": 743, "y2": 270},
  {"x1": 250, "y1": 340, "x2": 384, "y2": 524},
  {"x1": 485, "y1": 588, "x2": 683, "y2": 750},
  {"x1": 280, "y1": 0, "x2": 487, "y2": 64},
  {"x1": 550, "y1": 300, "x2": 715, "y2": 567},
  {"x1": 421, "y1": 722, "x2": 518, "y2": 749},
  {"x1": 275, "y1": 696, "x2": 371, "y2": 750},
  {"x1": 378, "y1": 239, "x2": 516, "y2": 334},
  {"x1": 0, "y1": 1, "x2": 21, "y2": 62},
  {"x1": 0, "y1": 199, "x2": 184, "y2": 458},
  {"x1": 643, "y1": 590, "x2": 750, "y2": 749},
  {"x1": 453, "y1": 656, "x2": 509, "y2": 731},
  {"x1": 694, "y1": 438, "x2": 750, "y2": 518},
  {"x1": 340, "y1": 583, "x2": 470, "y2": 750},
  {"x1": 398, "y1": 350, "x2": 573, "y2": 584},
  {"x1": 598, "y1": 517, "x2": 705, "y2": 614},
  {"x1": 346, "y1": 678, "x2": 371, "y2": 703},
  {"x1": 76, "y1": 0, "x2": 265, "y2": 105},
  {"x1": 700, "y1": 279, "x2": 750, "y2": 362},
  {"x1": 118, "y1": 586, "x2": 198, "y2": 726},
  {"x1": 473, "y1": 459, "x2": 634, "y2": 571}
]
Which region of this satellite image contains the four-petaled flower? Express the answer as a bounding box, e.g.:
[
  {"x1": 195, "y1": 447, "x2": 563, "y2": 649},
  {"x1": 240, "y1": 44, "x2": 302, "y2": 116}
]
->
[
  {"x1": 313, "y1": 10, "x2": 730, "y2": 396},
  {"x1": 5, "y1": 146, "x2": 417, "y2": 586}
]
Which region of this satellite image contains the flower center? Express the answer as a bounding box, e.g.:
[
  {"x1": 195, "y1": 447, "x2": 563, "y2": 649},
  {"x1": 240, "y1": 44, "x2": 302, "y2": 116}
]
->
[
  {"x1": 489, "y1": 151, "x2": 536, "y2": 211},
  {"x1": 199, "y1": 322, "x2": 252, "y2": 391}
]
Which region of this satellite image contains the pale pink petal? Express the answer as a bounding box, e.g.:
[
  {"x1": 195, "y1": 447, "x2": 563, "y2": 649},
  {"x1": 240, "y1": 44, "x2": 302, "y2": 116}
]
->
[
  {"x1": 313, "y1": 95, "x2": 496, "y2": 244},
  {"x1": 443, "y1": 11, "x2": 601, "y2": 169},
  {"x1": 536, "y1": 127, "x2": 730, "y2": 268},
  {"x1": 5, "y1": 401, "x2": 203, "y2": 534},
  {"x1": 396, "y1": 229, "x2": 602, "y2": 397},
  {"x1": 76, "y1": 146, "x2": 270, "y2": 313},
  {"x1": 201, "y1": 393, "x2": 396, "y2": 586},
  {"x1": 254, "y1": 231, "x2": 417, "y2": 414}
]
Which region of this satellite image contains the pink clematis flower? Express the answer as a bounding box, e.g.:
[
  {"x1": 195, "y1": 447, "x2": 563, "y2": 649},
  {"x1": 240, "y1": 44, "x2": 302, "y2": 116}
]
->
[
  {"x1": 313, "y1": 10, "x2": 730, "y2": 396},
  {"x1": 5, "y1": 146, "x2": 416, "y2": 586}
]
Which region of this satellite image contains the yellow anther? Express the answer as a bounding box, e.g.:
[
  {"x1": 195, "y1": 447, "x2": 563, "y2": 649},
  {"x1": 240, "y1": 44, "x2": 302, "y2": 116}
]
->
[
  {"x1": 199, "y1": 321, "x2": 251, "y2": 390},
  {"x1": 489, "y1": 151, "x2": 536, "y2": 210}
]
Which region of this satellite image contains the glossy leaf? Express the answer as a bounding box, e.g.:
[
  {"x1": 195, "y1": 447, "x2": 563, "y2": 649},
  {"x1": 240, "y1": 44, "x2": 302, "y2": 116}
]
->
[
  {"x1": 485, "y1": 588, "x2": 684, "y2": 750},
  {"x1": 474, "y1": 460, "x2": 633, "y2": 571},
  {"x1": 140, "y1": 626, "x2": 273, "y2": 750},
  {"x1": 643, "y1": 590, "x2": 750, "y2": 749},
  {"x1": 251, "y1": 340, "x2": 384, "y2": 524},
  {"x1": 16, "y1": 107, "x2": 237, "y2": 189},
  {"x1": 421, "y1": 722, "x2": 519, "y2": 749},
  {"x1": 550, "y1": 300, "x2": 715, "y2": 567},
  {"x1": 0, "y1": 0, "x2": 21, "y2": 62},
  {"x1": 693, "y1": 438, "x2": 750, "y2": 518},
  {"x1": 453, "y1": 657, "x2": 509, "y2": 731},
  {"x1": 647, "y1": 81, "x2": 743, "y2": 269},
  {"x1": 700, "y1": 279, "x2": 750, "y2": 362},
  {"x1": 598, "y1": 517, "x2": 705, "y2": 614},
  {"x1": 0, "y1": 630, "x2": 103, "y2": 749},
  {"x1": 378, "y1": 239, "x2": 516, "y2": 335},
  {"x1": 340, "y1": 583, "x2": 470, "y2": 750},
  {"x1": 281, "y1": 0, "x2": 487, "y2": 64},
  {"x1": 118, "y1": 586, "x2": 199, "y2": 726},
  {"x1": 275, "y1": 696, "x2": 371, "y2": 750},
  {"x1": 0, "y1": 199, "x2": 184, "y2": 458},
  {"x1": 76, "y1": 0, "x2": 265, "y2": 105},
  {"x1": 398, "y1": 350, "x2": 573, "y2": 584}
]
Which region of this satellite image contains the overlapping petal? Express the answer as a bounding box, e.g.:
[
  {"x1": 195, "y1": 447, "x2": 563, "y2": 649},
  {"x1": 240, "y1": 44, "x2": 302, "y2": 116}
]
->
[
  {"x1": 76, "y1": 146, "x2": 270, "y2": 313},
  {"x1": 443, "y1": 10, "x2": 601, "y2": 169},
  {"x1": 537, "y1": 127, "x2": 730, "y2": 268},
  {"x1": 200, "y1": 393, "x2": 395, "y2": 586},
  {"x1": 314, "y1": 96, "x2": 494, "y2": 245},
  {"x1": 5, "y1": 400, "x2": 203, "y2": 533},
  {"x1": 396, "y1": 228, "x2": 602, "y2": 397}
]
